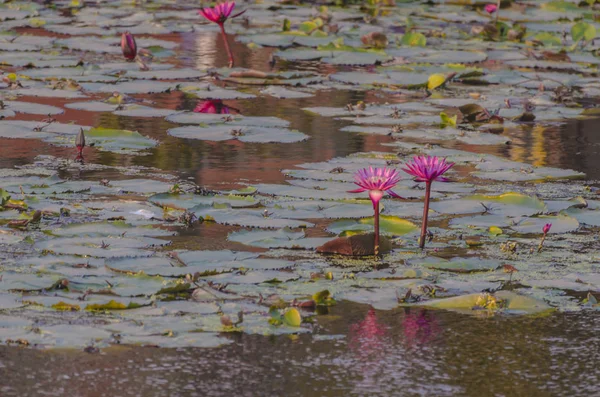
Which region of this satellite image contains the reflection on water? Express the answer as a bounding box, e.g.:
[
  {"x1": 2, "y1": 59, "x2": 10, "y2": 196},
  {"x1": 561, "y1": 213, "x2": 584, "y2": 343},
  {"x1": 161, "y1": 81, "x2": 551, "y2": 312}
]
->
[{"x1": 1, "y1": 303, "x2": 598, "y2": 396}]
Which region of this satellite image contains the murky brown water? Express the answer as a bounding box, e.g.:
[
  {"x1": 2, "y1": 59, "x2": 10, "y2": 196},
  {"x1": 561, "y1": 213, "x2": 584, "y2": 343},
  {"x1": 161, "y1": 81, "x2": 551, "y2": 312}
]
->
[
  {"x1": 2, "y1": 30, "x2": 600, "y2": 396},
  {"x1": 1, "y1": 303, "x2": 599, "y2": 397}
]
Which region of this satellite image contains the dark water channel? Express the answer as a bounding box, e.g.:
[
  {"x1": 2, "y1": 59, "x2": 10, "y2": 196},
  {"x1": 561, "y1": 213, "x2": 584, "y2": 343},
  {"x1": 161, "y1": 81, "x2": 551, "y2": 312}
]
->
[{"x1": 1, "y1": 30, "x2": 600, "y2": 396}]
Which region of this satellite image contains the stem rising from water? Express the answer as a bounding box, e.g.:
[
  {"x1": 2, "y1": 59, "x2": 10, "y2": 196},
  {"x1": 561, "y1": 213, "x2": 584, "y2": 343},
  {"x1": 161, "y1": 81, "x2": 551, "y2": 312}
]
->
[
  {"x1": 374, "y1": 201, "x2": 380, "y2": 256},
  {"x1": 419, "y1": 182, "x2": 432, "y2": 249},
  {"x1": 219, "y1": 23, "x2": 234, "y2": 68}
]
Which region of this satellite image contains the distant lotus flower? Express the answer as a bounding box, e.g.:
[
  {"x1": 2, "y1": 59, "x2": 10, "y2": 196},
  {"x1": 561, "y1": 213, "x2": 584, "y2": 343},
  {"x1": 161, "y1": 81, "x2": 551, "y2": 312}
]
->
[
  {"x1": 484, "y1": 4, "x2": 497, "y2": 14},
  {"x1": 349, "y1": 167, "x2": 402, "y2": 255},
  {"x1": 542, "y1": 223, "x2": 552, "y2": 235},
  {"x1": 538, "y1": 223, "x2": 552, "y2": 252},
  {"x1": 198, "y1": 1, "x2": 245, "y2": 68},
  {"x1": 402, "y1": 155, "x2": 454, "y2": 249},
  {"x1": 193, "y1": 100, "x2": 230, "y2": 114},
  {"x1": 75, "y1": 128, "x2": 85, "y2": 163},
  {"x1": 121, "y1": 31, "x2": 137, "y2": 61}
]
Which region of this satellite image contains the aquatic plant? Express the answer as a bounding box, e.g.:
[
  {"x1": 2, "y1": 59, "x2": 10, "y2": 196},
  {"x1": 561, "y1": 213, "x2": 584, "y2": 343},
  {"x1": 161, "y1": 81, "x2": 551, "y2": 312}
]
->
[
  {"x1": 120, "y1": 31, "x2": 137, "y2": 61},
  {"x1": 538, "y1": 223, "x2": 552, "y2": 252},
  {"x1": 193, "y1": 100, "x2": 230, "y2": 114},
  {"x1": 484, "y1": 3, "x2": 498, "y2": 15},
  {"x1": 402, "y1": 155, "x2": 454, "y2": 249},
  {"x1": 349, "y1": 167, "x2": 402, "y2": 255},
  {"x1": 75, "y1": 128, "x2": 85, "y2": 163},
  {"x1": 198, "y1": 1, "x2": 244, "y2": 68}
]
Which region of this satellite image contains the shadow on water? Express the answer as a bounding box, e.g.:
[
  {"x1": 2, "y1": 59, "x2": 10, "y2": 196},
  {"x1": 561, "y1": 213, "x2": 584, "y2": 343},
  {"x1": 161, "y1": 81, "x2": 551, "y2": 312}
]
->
[{"x1": 1, "y1": 303, "x2": 598, "y2": 396}]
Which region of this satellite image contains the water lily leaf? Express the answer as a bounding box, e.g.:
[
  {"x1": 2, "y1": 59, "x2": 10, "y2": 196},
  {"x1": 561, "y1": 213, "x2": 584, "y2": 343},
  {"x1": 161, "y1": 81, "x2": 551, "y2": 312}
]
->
[
  {"x1": 431, "y1": 192, "x2": 546, "y2": 217},
  {"x1": 410, "y1": 257, "x2": 501, "y2": 273},
  {"x1": 427, "y1": 74, "x2": 446, "y2": 90},
  {"x1": 283, "y1": 308, "x2": 302, "y2": 327},
  {"x1": 85, "y1": 299, "x2": 145, "y2": 311},
  {"x1": 571, "y1": 22, "x2": 596, "y2": 42},
  {"x1": 401, "y1": 32, "x2": 426, "y2": 47},
  {"x1": 416, "y1": 291, "x2": 552, "y2": 315},
  {"x1": 0, "y1": 294, "x2": 25, "y2": 310},
  {"x1": 168, "y1": 125, "x2": 308, "y2": 143},
  {"x1": 511, "y1": 214, "x2": 579, "y2": 234},
  {"x1": 45, "y1": 127, "x2": 157, "y2": 154},
  {"x1": 34, "y1": 236, "x2": 168, "y2": 258},
  {"x1": 440, "y1": 112, "x2": 457, "y2": 127},
  {"x1": 327, "y1": 215, "x2": 418, "y2": 236},
  {"x1": 228, "y1": 228, "x2": 329, "y2": 249},
  {"x1": 149, "y1": 192, "x2": 257, "y2": 210}
]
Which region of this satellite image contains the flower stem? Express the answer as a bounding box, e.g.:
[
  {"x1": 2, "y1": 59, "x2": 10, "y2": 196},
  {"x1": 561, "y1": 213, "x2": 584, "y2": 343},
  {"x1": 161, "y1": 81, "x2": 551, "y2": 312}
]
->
[
  {"x1": 219, "y1": 23, "x2": 234, "y2": 68},
  {"x1": 374, "y1": 201, "x2": 380, "y2": 256},
  {"x1": 495, "y1": 0, "x2": 500, "y2": 23},
  {"x1": 537, "y1": 234, "x2": 546, "y2": 252},
  {"x1": 419, "y1": 182, "x2": 431, "y2": 249}
]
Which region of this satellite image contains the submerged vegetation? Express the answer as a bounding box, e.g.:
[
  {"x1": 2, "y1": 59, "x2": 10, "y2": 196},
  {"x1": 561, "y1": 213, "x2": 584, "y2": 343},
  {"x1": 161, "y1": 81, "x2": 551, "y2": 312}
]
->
[{"x1": 0, "y1": 0, "x2": 598, "y2": 354}]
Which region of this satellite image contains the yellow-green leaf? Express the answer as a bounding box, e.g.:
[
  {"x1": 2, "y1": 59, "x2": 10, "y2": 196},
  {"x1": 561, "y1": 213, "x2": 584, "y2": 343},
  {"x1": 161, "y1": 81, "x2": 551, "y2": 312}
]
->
[
  {"x1": 428, "y1": 73, "x2": 446, "y2": 90},
  {"x1": 440, "y1": 112, "x2": 457, "y2": 127},
  {"x1": 283, "y1": 308, "x2": 302, "y2": 327},
  {"x1": 489, "y1": 226, "x2": 503, "y2": 236},
  {"x1": 51, "y1": 301, "x2": 81, "y2": 311},
  {"x1": 401, "y1": 32, "x2": 426, "y2": 47}
]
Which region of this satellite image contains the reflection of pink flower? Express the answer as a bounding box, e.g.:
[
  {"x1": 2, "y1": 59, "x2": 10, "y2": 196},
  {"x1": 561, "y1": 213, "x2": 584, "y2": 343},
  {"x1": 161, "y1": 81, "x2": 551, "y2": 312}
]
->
[
  {"x1": 402, "y1": 309, "x2": 439, "y2": 346},
  {"x1": 484, "y1": 4, "x2": 497, "y2": 14},
  {"x1": 193, "y1": 100, "x2": 230, "y2": 114},
  {"x1": 198, "y1": 1, "x2": 244, "y2": 68},
  {"x1": 349, "y1": 308, "x2": 388, "y2": 355}
]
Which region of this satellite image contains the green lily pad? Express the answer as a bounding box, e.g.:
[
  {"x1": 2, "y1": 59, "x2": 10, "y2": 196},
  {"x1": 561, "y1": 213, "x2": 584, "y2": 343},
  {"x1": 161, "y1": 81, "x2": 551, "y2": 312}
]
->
[{"x1": 327, "y1": 215, "x2": 418, "y2": 236}]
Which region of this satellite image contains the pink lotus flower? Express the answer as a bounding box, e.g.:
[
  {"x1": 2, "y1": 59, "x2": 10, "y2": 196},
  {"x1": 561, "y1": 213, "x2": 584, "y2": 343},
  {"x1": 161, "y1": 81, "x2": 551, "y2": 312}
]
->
[
  {"x1": 199, "y1": 1, "x2": 236, "y2": 25},
  {"x1": 121, "y1": 32, "x2": 137, "y2": 61},
  {"x1": 402, "y1": 155, "x2": 454, "y2": 183},
  {"x1": 402, "y1": 155, "x2": 454, "y2": 249},
  {"x1": 198, "y1": 2, "x2": 244, "y2": 68},
  {"x1": 484, "y1": 4, "x2": 497, "y2": 14},
  {"x1": 349, "y1": 167, "x2": 402, "y2": 209},
  {"x1": 542, "y1": 223, "x2": 552, "y2": 235},
  {"x1": 538, "y1": 223, "x2": 552, "y2": 252},
  {"x1": 194, "y1": 100, "x2": 230, "y2": 114},
  {"x1": 349, "y1": 167, "x2": 402, "y2": 256}
]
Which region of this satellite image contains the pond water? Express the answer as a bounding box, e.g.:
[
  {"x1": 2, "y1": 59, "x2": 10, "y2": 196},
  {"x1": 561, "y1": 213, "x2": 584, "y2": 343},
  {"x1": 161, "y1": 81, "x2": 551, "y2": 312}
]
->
[
  {"x1": 2, "y1": 305, "x2": 599, "y2": 396},
  {"x1": 1, "y1": 0, "x2": 600, "y2": 395}
]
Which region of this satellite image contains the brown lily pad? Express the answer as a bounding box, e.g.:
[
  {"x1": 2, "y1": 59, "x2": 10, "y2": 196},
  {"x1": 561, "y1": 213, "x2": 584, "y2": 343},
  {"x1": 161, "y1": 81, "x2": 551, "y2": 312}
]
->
[{"x1": 316, "y1": 233, "x2": 391, "y2": 256}]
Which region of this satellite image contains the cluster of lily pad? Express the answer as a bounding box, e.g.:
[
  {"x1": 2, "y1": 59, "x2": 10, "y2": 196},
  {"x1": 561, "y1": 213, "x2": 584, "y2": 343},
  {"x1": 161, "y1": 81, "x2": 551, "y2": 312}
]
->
[{"x1": 0, "y1": 0, "x2": 599, "y2": 350}]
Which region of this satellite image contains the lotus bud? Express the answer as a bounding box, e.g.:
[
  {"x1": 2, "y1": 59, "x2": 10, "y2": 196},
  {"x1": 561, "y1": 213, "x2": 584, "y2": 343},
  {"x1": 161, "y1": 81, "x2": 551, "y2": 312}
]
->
[
  {"x1": 121, "y1": 31, "x2": 137, "y2": 61},
  {"x1": 76, "y1": 128, "x2": 85, "y2": 154},
  {"x1": 542, "y1": 223, "x2": 552, "y2": 235}
]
